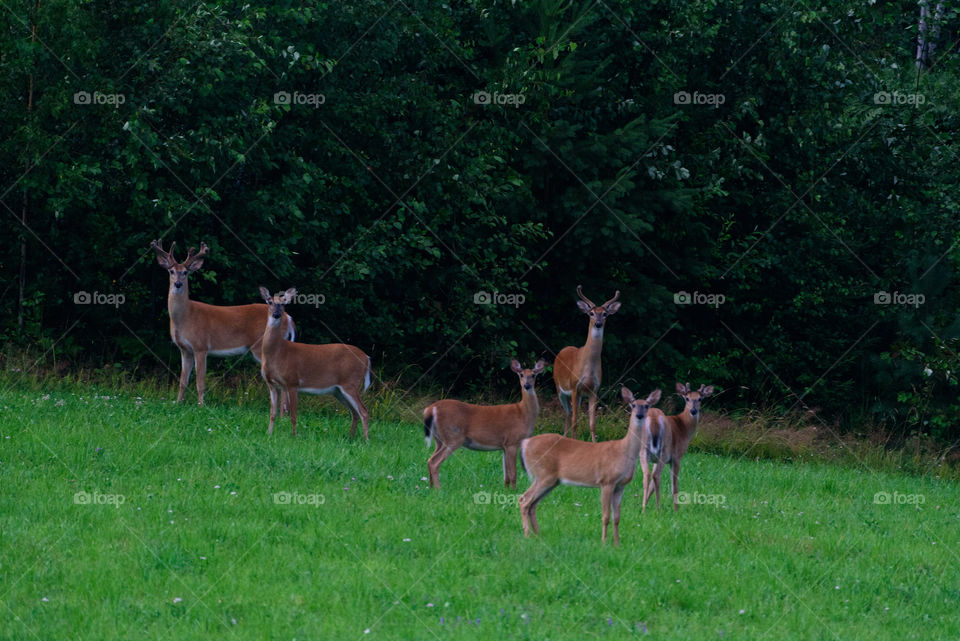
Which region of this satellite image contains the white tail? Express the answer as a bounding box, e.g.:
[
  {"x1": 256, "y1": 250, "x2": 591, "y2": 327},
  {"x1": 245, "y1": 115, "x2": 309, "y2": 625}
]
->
[
  {"x1": 150, "y1": 240, "x2": 293, "y2": 405},
  {"x1": 640, "y1": 382, "x2": 714, "y2": 512},
  {"x1": 518, "y1": 386, "x2": 661, "y2": 545},
  {"x1": 259, "y1": 287, "x2": 372, "y2": 439},
  {"x1": 422, "y1": 359, "x2": 547, "y2": 489},
  {"x1": 552, "y1": 286, "x2": 621, "y2": 442}
]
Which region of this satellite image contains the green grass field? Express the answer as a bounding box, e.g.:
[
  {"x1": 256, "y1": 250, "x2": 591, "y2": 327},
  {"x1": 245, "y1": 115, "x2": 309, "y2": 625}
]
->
[{"x1": 2, "y1": 380, "x2": 958, "y2": 640}]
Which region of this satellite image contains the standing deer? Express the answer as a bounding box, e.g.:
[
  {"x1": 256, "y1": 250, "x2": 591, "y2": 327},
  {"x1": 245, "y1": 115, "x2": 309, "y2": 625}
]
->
[
  {"x1": 519, "y1": 387, "x2": 661, "y2": 545},
  {"x1": 423, "y1": 359, "x2": 548, "y2": 489},
  {"x1": 259, "y1": 287, "x2": 371, "y2": 438},
  {"x1": 151, "y1": 240, "x2": 295, "y2": 405},
  {"x1": 640, "y1": 382, "x2": 714, "y2": 512},
  {"x1": 553, "y1": 286, "x2": 622, "y2": 441}
]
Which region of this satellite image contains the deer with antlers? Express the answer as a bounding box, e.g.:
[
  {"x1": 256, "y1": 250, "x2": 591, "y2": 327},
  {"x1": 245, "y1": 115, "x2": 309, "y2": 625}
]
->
[
  {"x1": 519, "y1": 386, "x2": 662, "y2": 545},
  {"x1": 150, "y1": 240, "x2": 295, "y2": 405},
  {"x1": 553, "y1": 286, "x2": 622, "y2": 442},
  {"x1": 259, "y1": 287, "x2": 372, "y2": 438},
  {"x1": 423, "y1": 359, "x2": 547, "y2": 489},
  {"x1": 640, "y1": 382, "x2": 714, "y2": 512}
]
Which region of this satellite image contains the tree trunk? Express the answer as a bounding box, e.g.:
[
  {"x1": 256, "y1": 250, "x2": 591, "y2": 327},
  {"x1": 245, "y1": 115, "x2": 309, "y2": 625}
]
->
[
  {"x1": 917, "y1": 0, "x2": 946, "y2": 70},
  {"x1": 18, "y1": 1, "x2": 39, "y2": 334}
]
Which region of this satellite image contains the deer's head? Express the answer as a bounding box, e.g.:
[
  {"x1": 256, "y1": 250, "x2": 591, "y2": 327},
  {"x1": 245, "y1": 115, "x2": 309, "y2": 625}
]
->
[
  {"x1": 510, "y1": 358, "x2": 548, "y2": 392},
  {"x1": 676, "y1": 382, "x2": 714, "y2": 417},
  {"x1": 576, "y1": 286, "x2": 621, "y2": 332},
  {"x1": 621, "y1": 386, "x2": 662, "y2": 422},
  {"x1": 151, "y1": 240, "x2": 209, "y2": 295}
]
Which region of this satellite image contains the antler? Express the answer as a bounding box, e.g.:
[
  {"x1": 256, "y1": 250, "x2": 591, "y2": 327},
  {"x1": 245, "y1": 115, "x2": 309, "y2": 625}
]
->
[
  {"x1": 183, "y1": 242, "x2": 209, "y2": 267},
  {"x1": 576, "y1": 285, "x2": 596, "y2": 309},
  {"x1": 602, "y1": 290, "x2": 621, "y2": 308},
  {"x1": 150, "y1": 239, "x2": 177, "y2": 262}
]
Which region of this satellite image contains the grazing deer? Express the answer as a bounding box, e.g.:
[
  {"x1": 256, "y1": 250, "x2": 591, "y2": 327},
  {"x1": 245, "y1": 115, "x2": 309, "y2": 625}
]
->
[
  {"x1": 519, "y1": 387, "x2": 661, "y2": 545},
  {"x1": 423, "y1": 359, "x2": 547, "y2": 489},
  {"x1": 151, "y1": 240, "x2": 295, "y2": 405},
  {"x1": 553, "y1": 286, "x2": 622, "y2": 441},
  {"x1": 640, "y1": 382, "x2": 714, "y2": 512},
  {"x1": 259, "y1": 287, "x2": 371, "y2": 438}
]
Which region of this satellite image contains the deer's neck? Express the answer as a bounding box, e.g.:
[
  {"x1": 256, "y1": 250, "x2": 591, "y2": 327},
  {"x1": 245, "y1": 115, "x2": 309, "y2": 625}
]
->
[
  {"x1": 520, "y1": 387, "x2": 540, "y2": 425},
  {"x1": 622, "y1": 417, "x2": 646, "y2": 465},
  {"x1": 261, "y1": 316, "x2": 288, "y2": 356},
  {"x1": 671, "y1": 408, "x2": 699, "y2": 446},
  {"x1": 167, "y1": 284, "x2": 191, "y2": 323},
  {"x1": 580, "y1": 324, "x2": 604, "y2": 362}
]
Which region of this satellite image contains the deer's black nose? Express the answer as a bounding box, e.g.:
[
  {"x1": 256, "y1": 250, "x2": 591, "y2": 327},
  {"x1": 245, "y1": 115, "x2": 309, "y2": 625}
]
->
[
  {"x1": 524, "y1": 383, "x2": 532, "y2": 390},
  {"x1": 594, "y1": 321, "x2": 603, "y2": 328},
  {"x1": 690, "y1": 409, "x2": 698, "y2": 416},
  {"x1": 174, "y1": 281, "x2": 183, "y2": 288},
  {"x1": 272, "y1": 311, "x2": 282, "y2": 319}
]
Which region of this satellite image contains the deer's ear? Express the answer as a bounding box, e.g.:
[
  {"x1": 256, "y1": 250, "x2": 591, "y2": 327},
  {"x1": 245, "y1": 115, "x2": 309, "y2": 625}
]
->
[
  {"x1": 676, "y1": 382, "x2": 688, "y2": 395},
  {"x1": 186, "y1": 258, "x2": 204, "y2": 272},
  {"x1": 282, "y1": 288, "x2": 297, "y2": 304},
  {"x1": 647, "y1": 389, "x2": 662, "y2": 405},
  {"x1": 259, "y1": 286, "x2": 272, "y2": 303},
  {"x1": 577, "y1": 301, "x2": 592, "y2": 314},
  {"x1": 621, "y1": 386, "x2": 635, "y2": 405},
  {"x1": 510, "y1": 359, "x2": 522, "y2": 373},
  {"x1": 605, "y1": 301, "x2": 622, "y2": 314},
  {"x1": 532, "y1": 359, "x2": 547, "y2": 374},
  {"x1": 700, "y1": 385, "x2": 714, "y2": 397}
]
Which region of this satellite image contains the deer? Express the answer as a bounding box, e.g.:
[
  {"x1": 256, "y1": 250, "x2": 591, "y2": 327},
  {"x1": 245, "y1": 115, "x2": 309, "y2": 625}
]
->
[
  {"x1": 552, "y1": 286, "x2": 622, "y2": 442},
  {"x1": 259, "y1": 287, "x2": 372, "y2": 439},
  {"x1": 518, "y1": 387, "x2": 661, "y2": 545},
  {"x1": 151, "y1": 240, "x2": 295, "y2": 405},
  {"x1": 423, "y1": 359, "x2": 548, "y2": 489},
  {"x1": 640, "y1": 382, "x2": 714, "y2": 512}
]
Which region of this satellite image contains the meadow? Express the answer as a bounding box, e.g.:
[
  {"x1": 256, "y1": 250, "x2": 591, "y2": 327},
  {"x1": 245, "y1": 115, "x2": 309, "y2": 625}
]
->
[{"x1": 2, "y1": 373, "x2": 958, "y2": 640}]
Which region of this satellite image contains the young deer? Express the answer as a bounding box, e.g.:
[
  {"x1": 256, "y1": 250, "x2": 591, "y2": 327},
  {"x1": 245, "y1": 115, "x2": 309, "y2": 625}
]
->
[
  {"x1": 640, "y1": 382, "x2": 714, "y2": 512},
  {"x1": 553, "y1": 286, "x2": 622, "y2": 441},
  {"x1": 519, "y1": 387, "x2": 661, "y2": 545},
  {"x1": 151, "y1": 240, "x2": 295, "y2": 405},
  {"x1": 259, "y1": 287, "x2": 371, "y2": 438},
  {"x1": 423, "y1": 359, "x2": 547, "y2": 489}
]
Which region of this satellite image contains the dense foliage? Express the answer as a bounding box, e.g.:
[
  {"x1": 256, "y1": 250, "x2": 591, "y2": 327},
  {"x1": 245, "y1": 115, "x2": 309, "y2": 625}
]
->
[{"x1": 2, "y1": 1, "x2": 958, "y2": 436}]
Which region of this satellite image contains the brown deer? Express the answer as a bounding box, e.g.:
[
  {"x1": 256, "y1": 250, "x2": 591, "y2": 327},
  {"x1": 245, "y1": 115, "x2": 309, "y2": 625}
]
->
[
  {"x1": 519, "y1": 387, "x2": 662, "y2": 545},
  {"x1": 640, "y1": 382, "x2": 714, "y2": 512},
  {"x1": 552, "y1": 286, "x2": 621, "y2": 441},
  {"x1": 259, "y1": 287, "x2": 371, "y2": 438},
  {"x1": 150, "y1": 240, "x2": 294, "y2": 405},
  {"x1": 423, "y1": 359, "x2": 548, "y2": 489}
]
